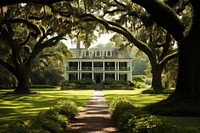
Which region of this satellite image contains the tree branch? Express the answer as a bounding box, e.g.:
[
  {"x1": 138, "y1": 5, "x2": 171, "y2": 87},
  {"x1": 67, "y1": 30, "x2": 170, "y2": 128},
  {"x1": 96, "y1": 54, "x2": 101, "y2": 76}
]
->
[
  {"x1": 0, "y1": 0, "x2": 72, "y2": 6},
  {"x1": 81, "y1": 14, "x2": 154, "y2": 58},
  {"x1": 0, "y1": 23, "x2": 20, "y2": 66},
  {"x1": 26, "y1": 32, "x2": 65, "y2": 67},
  {"x1": 0, "y1": 59, "x2": 16, "y2": 75},
  {"x1": 19, "y1": 34, "x2": 30, "y2": 46},
  {"x1": 159, "y1": 51, "x2": 178, "y2": 66},
  {"x1": 114, "y1": 0, "x2": 126, "y2": 8},
  {"x1": 3, "y1": 18, "x2": 42, "y2": 37},
  {"x1": 131, "y1": 0, "x2": 185, "y2": 41}
]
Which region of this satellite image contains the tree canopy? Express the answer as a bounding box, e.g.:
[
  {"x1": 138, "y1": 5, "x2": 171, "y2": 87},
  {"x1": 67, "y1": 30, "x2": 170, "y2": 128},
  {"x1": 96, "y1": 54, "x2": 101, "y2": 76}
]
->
[{"x1": 1, "y1": 0, "x2": 200, "y2": 115}]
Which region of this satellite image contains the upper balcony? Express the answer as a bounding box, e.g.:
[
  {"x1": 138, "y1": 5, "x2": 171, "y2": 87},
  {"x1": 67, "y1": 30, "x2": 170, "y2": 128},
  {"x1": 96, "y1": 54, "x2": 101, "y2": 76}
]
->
[
  {"x1": 119, "y1": 67, "x2": 130, "y2": 71},
  {"x1": 66, "y1": 67, "x2": 78, "y2": 71},
  {"x1": 82, "y1": 67, "x2": 92, "y2": 71},
  {"x1": 105, "y1": 67, "x2": 115, "y2": 71}
]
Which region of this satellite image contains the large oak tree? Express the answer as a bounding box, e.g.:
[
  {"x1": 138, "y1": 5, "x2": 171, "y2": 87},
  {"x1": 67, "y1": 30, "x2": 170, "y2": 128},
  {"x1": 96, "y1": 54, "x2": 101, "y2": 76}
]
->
[
  {"x1": 1, "y1": 0, "x2": 200, "y2": 115},
  {"x1": 0, "y1": 1, "x2": 98, "y2": 94},
  {"x1": 0, "y1": 3, "x2": 70, "y2": 94},
  {"x1": 129, "y1": 0, "x2": 200, "y2": 115},
  {"x1": 79, "y1": 1, "x2": 179, "y2": 91}
]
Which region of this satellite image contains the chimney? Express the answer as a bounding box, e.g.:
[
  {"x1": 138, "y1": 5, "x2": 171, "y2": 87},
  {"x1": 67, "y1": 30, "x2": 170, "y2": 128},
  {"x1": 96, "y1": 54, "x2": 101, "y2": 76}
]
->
[{"x1": 77, "y1": 40, "x2": 80, "y2": 49}]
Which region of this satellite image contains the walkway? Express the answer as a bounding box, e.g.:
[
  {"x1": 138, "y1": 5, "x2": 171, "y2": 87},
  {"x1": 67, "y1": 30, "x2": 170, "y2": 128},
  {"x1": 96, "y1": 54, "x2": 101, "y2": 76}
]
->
[{"x1": 67, "y1": 88, "x2": 120, "y2": 133}]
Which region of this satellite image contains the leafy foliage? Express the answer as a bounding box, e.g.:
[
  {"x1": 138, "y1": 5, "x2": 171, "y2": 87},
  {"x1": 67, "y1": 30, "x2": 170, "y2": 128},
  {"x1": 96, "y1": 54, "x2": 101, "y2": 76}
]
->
[
  {"x1": 52, "y1": 99, "x2": 79, "y2": 119},
  {"x1": 109, "y1": 97, "x2": 200, "y2": 133},
  {"x1": 109, "y1": 97, "x2": 136, "y2": 121},
  {"x1": 132, "y1": 75, "x2": 148, "y2": 88},
  {"x1": 31, "y1": 109, "x2": 68, "y2": 133},
  {"x1": 0, "y1": 98, "x2": 79, "y2": 133},
  {"x1": 31, "y1": 67, "x2": 64, "y2": 86}
]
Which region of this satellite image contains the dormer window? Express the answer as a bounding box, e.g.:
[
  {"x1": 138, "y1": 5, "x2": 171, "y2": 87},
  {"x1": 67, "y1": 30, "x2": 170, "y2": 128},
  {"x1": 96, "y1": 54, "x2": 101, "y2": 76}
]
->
[
  {"x1": 85, "y1": 51, "x2": 90, "y2": 57},
  {"x1": 106, "y1": 51, "x2": 112, "y2": 57},
  {"x1": 95, "y1": 51, "x2": 102, "y2": 57}
]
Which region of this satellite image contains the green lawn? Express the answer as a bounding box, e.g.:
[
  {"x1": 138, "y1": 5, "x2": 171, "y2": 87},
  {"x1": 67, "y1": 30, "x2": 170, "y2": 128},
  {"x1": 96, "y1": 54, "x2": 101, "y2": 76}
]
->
[
  {"x1": 103, "y1": 89, "x2": 168, "y2": 107},
  {"x1": 103, "y1": 89, "x2": 200, "y2": 128},
  {"x1": 0, "y1": 88, "x2": 93, "y2": 125}
]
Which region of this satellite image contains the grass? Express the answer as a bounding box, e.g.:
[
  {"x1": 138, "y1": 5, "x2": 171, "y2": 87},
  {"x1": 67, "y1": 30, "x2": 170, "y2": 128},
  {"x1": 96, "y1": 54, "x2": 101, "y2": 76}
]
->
[
  {"x1": 103, "y1": 89, "x2": 168, "y2": 107},
  {"x1": 103, "y1": 89, "x2": 200, "y2": 128},
  {"x1": 0, "y1": 87, "x2": 93, "y2": 125}
]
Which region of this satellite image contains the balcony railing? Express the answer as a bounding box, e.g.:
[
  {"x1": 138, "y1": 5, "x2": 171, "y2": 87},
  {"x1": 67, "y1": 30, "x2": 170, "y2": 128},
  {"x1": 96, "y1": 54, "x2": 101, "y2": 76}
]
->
[
  {"x1": 93, "y1": 67, "x2": 103, "y2": 71},
  {"x1": 119, "y1": 67, "x2": 130, "y2": 71},
  {"x1": 67, "y1": 66, "x2": 130, "y2": 71},
  {"x1": 82, "y1": 67, "x2": 92, "y2": 71},
  {"x1": 66, "y1": 67, "x2": 78, "y2": 71},
  {"x1": 105, "y1": 67, "x2": 115, "y2": 71}
]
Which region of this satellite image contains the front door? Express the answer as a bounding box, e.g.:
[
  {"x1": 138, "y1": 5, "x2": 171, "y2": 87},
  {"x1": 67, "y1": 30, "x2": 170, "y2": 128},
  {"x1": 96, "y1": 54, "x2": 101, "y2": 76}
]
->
[{"x1": 95, "y1": 74, "x2": 101, "y2": 83}]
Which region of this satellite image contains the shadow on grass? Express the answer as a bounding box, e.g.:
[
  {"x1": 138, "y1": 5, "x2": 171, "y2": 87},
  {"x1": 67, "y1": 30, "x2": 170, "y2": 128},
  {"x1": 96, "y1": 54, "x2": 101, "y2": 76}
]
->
[
  {"x1": 103, "y1": 89, "x2": 200, "y2": 128},
  {"x1": 0, "y1": 89, "x2": 94, "y2": 125}
]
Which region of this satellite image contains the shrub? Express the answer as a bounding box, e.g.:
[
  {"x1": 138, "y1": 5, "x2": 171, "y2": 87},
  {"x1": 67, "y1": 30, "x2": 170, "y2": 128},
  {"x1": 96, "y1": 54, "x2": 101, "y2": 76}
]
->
[
  {"x1": 132, "y1": 75, "x2": 147, "y2": 88},
  {"x1": 132, "y1": 75, "x2": 146, "y2": 83},
  {"x1": 117, "y1": 109, "x2": 134, "y2": 130},
  {"x1": 1, "y1": 99, "x2": 79, "y2": 133},
  {"x1": 78, "y1": 78, "x2": 94, "y2": 85},
  {"x1": 132, "y1": 115, "x2": 169, "y2": 133},
  {"x1": 131, "y1": 115, "x2": 199, "y2": 133},
  {"x1": 104, "y1": 78, "x2": 115, "y2": 85},
  {"x1": 104, "y1": 78, "x2": 128, "y2": 86},
  {"x1": 52, "y1": 99, "x2": 79, "y2": 119},
  {"x1": 109, "y1": 98, "x2": 200, "y2": 133},
  {"x1": 6, "y1": 120, "x2": 30, "y2": 133},
  {"x1": 109, "y1": 97, "x2": 136, "y2": 121},
  {"x1": 31, "y1": 109, "x2": 68, "y2": 133},
  {"x1": 142, "y1": 88, "x2": 174, "y2": 94}
]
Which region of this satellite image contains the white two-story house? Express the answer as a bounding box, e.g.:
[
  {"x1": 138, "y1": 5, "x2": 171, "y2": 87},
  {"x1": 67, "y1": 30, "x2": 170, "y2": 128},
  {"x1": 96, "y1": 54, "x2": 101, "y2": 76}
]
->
[{"x1": 64, "y1": 47, "x2": 133, "y2": 84}]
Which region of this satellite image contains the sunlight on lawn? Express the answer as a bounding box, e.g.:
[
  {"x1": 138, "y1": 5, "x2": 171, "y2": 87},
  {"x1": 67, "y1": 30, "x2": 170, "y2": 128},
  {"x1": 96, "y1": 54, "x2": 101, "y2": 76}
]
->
[
  {"x1": 103, "y1": 89, "x2": 168, "y2": 107},
  {"x1": 103, "y1": 89, "x2": 200, "y2": 128},
  {"x1": 0, "y1": 88, "x2": 93, "y2": 124}
]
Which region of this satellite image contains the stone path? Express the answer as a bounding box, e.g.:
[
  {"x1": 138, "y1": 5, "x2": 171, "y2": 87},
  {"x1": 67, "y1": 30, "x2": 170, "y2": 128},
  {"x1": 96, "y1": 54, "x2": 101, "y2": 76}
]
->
[{"x1": 67, "y1": 89, "x2": 120, "y2": 133}]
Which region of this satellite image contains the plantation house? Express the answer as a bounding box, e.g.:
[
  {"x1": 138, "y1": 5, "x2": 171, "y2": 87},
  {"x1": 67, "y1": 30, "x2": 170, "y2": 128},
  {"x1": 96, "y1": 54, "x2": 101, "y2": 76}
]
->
[{"x1": 64, "y1": 46, "x2": 133, "y2": 84}]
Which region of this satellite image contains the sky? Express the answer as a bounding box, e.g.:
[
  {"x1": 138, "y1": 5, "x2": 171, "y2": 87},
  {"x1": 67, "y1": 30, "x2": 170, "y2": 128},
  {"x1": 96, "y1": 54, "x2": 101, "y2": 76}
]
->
[{"x1": 64, "y1": 33, "x2": 113, "y2": 49}]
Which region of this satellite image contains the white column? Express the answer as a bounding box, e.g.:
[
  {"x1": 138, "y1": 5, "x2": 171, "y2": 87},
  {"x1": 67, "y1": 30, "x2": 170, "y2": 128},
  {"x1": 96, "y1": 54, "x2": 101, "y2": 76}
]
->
[
  {"x1": 103, "y1": 72, "x2": 105, "y2": 82},
  {"x1": 78, "y1": 72, "x2": 80, "y2": 80},
  {"x1": 66, "y1": 73, "x2": 69, "y2": 80},
  {"x1": 78, "y1": 61, "x2": 80, "y2": 70},
  {"x1": 103, "y1": 61, "x2": 105, "y2": 71},
  {"x1": 128, "y1": 73, "x2": 132, "y2": 81},
  {"x1": 79, "y1": 72, "x2": 81, "y2": 80},
  {"x1": 92, "y1": 72, "x2": 94, "y2": 82},
  {"x1": 64, "y1": 61, "x2": 67, "y2": 80},
  {"x1": 117, "y1": 61, "x2": 119, "y2": 80},
  {"x1": 118, "y1": 61, "x2": 120, "y2": 70},
  {"x1": 80, "y1": 61, "x2": 82, "y2": 70},
  {"x1": 115, "y1": 61, "x2": 117, "y2": 71},
  {"x1": 92, "y1": 61, "x2": 94, "y2": 71}
]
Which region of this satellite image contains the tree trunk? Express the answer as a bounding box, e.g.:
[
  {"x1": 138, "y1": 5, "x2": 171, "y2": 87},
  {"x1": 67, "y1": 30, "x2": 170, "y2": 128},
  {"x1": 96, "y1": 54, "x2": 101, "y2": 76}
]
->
[
  {"x1": 146, "y1": 5, "x2": 200, "y2": 116},
  {"x1": 173, "y1": 36, "x2": 200, "y2": 100},
  {"x1": 151, "y1": 64, "x2": 165, "y2": 91},
  {"x1": 172, "y1": 2, "x2": 200, "y2": 100},
  {"x1": 13, "y1": 64, "x2": 31, "y2": 94}
]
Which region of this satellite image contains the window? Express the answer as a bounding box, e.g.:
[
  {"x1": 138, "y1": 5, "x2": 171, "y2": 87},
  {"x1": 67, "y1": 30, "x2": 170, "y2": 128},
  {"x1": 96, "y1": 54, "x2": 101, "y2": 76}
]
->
[
  {"x1": 95, "y1": 51, "x2": 101, "y2": 57},
  {"x1": 85, "y1": 51, "x2": 90, "y2": 57},
  {"x1": 106, "y1": 51, "x2": 112, "y2": 57}
]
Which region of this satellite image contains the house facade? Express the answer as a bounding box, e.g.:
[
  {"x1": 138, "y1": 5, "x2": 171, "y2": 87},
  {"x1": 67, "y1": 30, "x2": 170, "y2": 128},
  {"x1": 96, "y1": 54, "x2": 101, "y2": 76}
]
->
[{"x1": 64, "y1": 47, "x2": 133, "y2": 84}]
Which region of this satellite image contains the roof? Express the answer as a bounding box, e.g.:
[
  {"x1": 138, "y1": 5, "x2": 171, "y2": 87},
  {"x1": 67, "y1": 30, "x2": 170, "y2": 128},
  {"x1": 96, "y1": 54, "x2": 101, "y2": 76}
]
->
[{"x1": 69, "y1": 47, "x2": 132, "y2": 59}]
